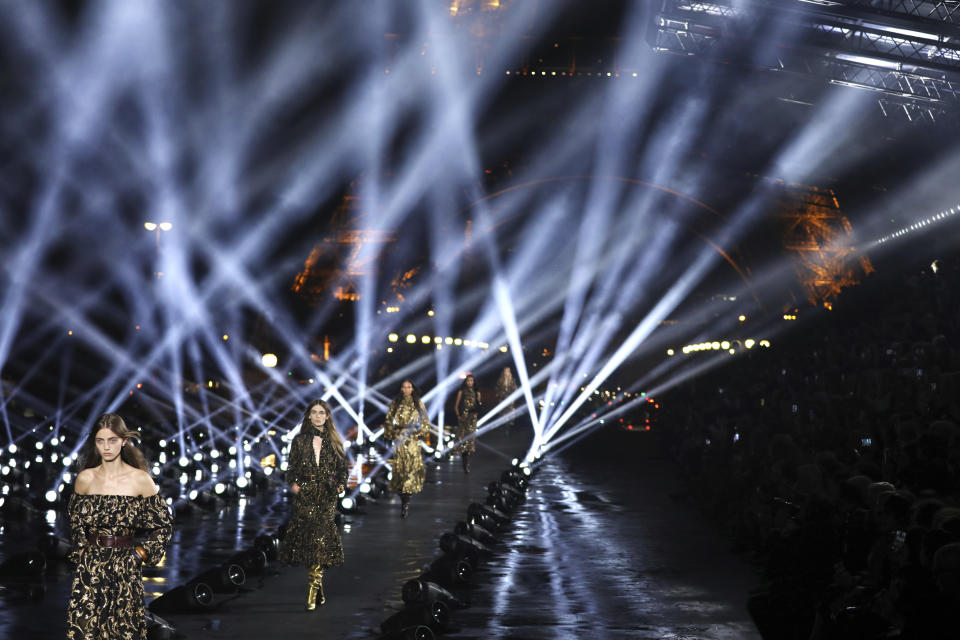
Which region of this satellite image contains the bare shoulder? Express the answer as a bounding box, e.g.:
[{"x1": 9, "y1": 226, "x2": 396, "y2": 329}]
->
[
  {"x1": 74, "y1": 468, "x2": 95, "y2": 494},
  {"x1": 133, "y1": 469, "x2": 158, "y2": 497}
]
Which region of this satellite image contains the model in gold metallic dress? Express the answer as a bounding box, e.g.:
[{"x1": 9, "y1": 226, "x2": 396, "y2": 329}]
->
[
  {"x1": 67, "y1": 413, "x2": 173, "y2": 640},
  {"x1": 454, "y1": 375, "x2": 481, "y2": 473},
  {"x1": 383, "y1": 380, "x2": 430, "y2": 518},
  {"x1": 280, "y1": 399, "x2": 347, "y2": 610}
]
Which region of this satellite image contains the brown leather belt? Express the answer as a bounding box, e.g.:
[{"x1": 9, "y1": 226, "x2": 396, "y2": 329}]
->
[{"x1": 87, "y1": 534, "x2": 133, "y2": 547}]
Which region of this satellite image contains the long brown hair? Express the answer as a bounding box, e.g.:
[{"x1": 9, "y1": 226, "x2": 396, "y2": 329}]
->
[
  {"x1": 78, "y1": 413, "x2": 149, "y2": 471},
  {"x1": 302, "y1": 399, "x2": 345, "y2": 459}
]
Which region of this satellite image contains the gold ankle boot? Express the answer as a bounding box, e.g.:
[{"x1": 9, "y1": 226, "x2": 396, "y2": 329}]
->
[
  {"x1": 305, "y1": 579, "x2": 318, "y2": 611},
  {"x1": 315, "y1": 568, "x2": 325, "y2": 606}
]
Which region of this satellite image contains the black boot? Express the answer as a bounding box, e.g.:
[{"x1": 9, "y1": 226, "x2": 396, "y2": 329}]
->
[
  {"x1": 400, "y1": 493, "x2": 410, "y2": 519},
  {"x1": 462, "y1": 453, "x2": 471, "y2": 474}
]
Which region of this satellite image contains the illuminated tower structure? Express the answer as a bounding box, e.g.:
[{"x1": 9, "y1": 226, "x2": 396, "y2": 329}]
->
[
  {"x1": 291, "y1": 184, "x2": 396, "y2": 305},
  {"x1": 770, "y1": 179, "x2": 874, "y2": 309}
]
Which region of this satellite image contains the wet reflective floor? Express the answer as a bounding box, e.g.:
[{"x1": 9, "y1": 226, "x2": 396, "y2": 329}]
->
[{"x1": 1, "y1": 427, "x2": 760, "y2": 639}]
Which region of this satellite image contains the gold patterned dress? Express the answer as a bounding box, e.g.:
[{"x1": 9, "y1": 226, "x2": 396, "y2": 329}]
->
[
  {"x1": 384, "y1": 396, "x2": 430, "y2": 495},
  {"x1": 280, "y1": 427, "x2": 347, "y2": 568},
  {"x1": 454, "y1": 387, "x2": 480, "y2": 454},
  {"x1": 496, "y1": 375, "x2": 518, "y2": 416},
  {"x1": 67, "y1": 493, "x2": 173, "y2": 640}
]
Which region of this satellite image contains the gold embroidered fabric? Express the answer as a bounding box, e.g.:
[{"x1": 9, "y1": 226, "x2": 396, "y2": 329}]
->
[
  {"x1": 280, "y1": 427, "x2": 347, "y2": 568},
  {"x1": 67, "y1": 493, "x2": 173, "y2": 640},
  {"x1": 384, "y1": 396, "x2": 430, "y2": 494},
  {"x1": 495, "y1": 376, "x2": 518, "y2": 403}
]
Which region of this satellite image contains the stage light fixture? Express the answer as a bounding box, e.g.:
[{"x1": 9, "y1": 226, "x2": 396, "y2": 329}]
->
[
  {"x1": 148, "y1": 582, "x2": 213, "y2": 613},
  {"x1": 377, "y1": 626, "x2": 434, "y2": 640},
  {"x1": 380, "y1": 601, "x2": 450, "y2": 636},
  {"x1": 339, "y1": 496, "x2": 357, "y2": 513},
  {"x1": 145, "y1": 611, "x2": 177, "y2": 640},
  {"x1": 467, "y1": 501, "x2": 509, "y2": 526},
  {"x1": 454, "y1": 520, "x2": 497, "y2": 545},
  {"x1": 402, "y1": 579, "x2": 467, "y2": 608},
  {"x1": 194, "y1": 563, "x2": 245, "y2": 593},
  {"x1": 254, "y1": 533, "x2": 281, "y2": 561},
  {"x1": 439, "y1": 532, "x2": 491, "y2": 562},
  {"x1": 421, "y1": 554, "x2": 473, "y2": 589},
  {"x1": 0, "y1": 551, "x2": 47, "y2": 578},
  {"x1": 228, "y1": 550, "x2": 267, "y2": 576}
]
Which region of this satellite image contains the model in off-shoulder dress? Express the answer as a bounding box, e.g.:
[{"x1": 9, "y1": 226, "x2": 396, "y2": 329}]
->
[{"x1": 67, "y1": 413, "x2": 173, "y2": 640}]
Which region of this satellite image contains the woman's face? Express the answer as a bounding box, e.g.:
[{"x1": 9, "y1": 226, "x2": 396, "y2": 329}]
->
[
  {"x1": 503, "y1": 368, "x2": 512, "y2": 378},
  {"x1": 465, "y1": 376, "x2": 474, "y2": 387},
  {"x1": 94, "y1": 428, "x2": 126, "y2": 463},
  {"x1": 309, "y1": 404, "x2": 327, "y2": 427},
  {"x1": 401, "y1": 381, "x2": 413, "y2": 397}
]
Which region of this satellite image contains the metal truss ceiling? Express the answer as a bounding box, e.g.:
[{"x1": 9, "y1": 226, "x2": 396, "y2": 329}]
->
[{"x1": 652, "y1": 0, "x2": 960, "y2": 123}]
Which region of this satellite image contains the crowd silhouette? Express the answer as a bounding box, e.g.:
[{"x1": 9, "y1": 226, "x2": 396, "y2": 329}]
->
[{"x1": 663, "y1": 255, "x2": 960, "y2": 639}]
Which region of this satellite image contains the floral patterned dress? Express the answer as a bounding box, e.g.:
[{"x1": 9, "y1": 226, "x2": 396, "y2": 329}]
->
[
  {"x1": 455, "y1": 387, "x2": 480, "y2": 454},
  {"x1": 67, "y1": 493, "x2": 173, "y2": 640},
  {"x1": 280, "y1": 426, "x2": 348, "y2": 569},
  {"x1": 384, "y1": 396, "x2": 430, "y2": 495}
]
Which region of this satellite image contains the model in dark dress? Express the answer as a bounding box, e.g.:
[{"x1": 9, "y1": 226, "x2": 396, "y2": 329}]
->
[
  {"x1": 454, "y1": 375, "x2": 481, "y2": 473},
  {"x1": 67, "y1": 494, "x2": 173, "y2": 639},
  {"x1": 280, "y1": 400, "x2": 348, "y2": 609}
]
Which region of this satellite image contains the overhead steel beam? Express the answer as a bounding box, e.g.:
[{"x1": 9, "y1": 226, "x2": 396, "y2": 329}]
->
[{"x1": 653, "y1": 0, "x2": 960, "y2": 122}]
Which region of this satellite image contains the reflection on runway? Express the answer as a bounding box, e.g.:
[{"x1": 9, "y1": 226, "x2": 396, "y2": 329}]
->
[
  {"x1": 1, "y1": 429, "x2": 760, "y2": 640},
  {"x1": 451, "y1": 453, "x2": 761, "y2": 639}
]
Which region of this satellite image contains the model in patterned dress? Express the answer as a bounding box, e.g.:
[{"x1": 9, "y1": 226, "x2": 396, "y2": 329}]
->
[
  {"x1": 67, "y1": 413, "x2": 173, "y2": 640},
  {"x1": 454, "y1": 375, "x2": 481, "y2": 473},
  {"x1": 280, "y1": 399, "x2": 347, "y2": 610},
  {"x1": 383, "y1": 380, "x2": 430, "y2": 518}
]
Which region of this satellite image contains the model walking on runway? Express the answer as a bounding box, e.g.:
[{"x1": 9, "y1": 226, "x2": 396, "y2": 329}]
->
[
  {"x1": 383, "y1": 380, "x2": 430, "y2": 518},
  {"x1": 280, "y1": 399, "x2": 347, "y2": 610},
  {"x1": 495, "y1": 366, "x2": 519, "y2": 431},
  {"x1": 454, "y1": 374, "x2": 481, "y2": 473},
  {"x1": 68, "y1": 413, "x2": 173, "y2": 640}
]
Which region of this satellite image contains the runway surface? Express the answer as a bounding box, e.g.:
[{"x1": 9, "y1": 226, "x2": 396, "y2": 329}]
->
[{"x1": 0, "y1": 426, "x2": 761, "y2": 639}]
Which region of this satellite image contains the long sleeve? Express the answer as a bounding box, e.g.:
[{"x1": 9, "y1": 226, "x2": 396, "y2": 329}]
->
[
  {"x1": 335, "y1": 454, "x2": 347, "y2": 489},
  {"x1": 416, "y1": 400, "x2": 431, "y2": 438},
  {"x1": 287, "y1": 435, "x2": 308, "y2": 486},
  {"x1": 67, "y1": 494, "x2": 88, "y2": 564},
  {"x1": 383, "y1": 403, "x2": 399, "y2": 440},
  {"x1": 138, "y1": 495, "x2": 173, "y2": 566},
  {"x1": 323, "y1": 450, "x2": 348, "y2": 495}
]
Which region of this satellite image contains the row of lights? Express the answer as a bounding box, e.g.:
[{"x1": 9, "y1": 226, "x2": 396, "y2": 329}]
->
[
  {"x1": 387, "y1": 333, "x2": 502, "y2": 351},
  {"x1": 505, "y1": 70, "x2": 647, "y2": 78},
  {"x1": 876, "y1": 204, "x2": 959, "y2": 244},
  {"x1": 669, "y1": 338, "x2": 772, "y2": 356}
]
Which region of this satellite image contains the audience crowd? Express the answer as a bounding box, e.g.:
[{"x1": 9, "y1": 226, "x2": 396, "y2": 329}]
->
[{"x1": 663, "y1": 254, "x2": 960, "y2": 639}]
